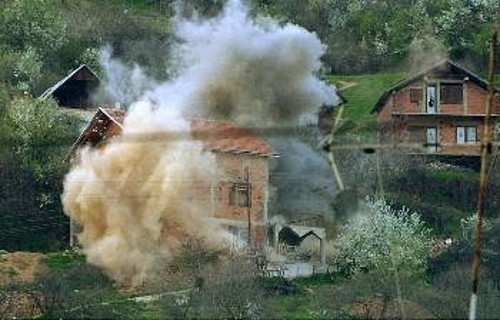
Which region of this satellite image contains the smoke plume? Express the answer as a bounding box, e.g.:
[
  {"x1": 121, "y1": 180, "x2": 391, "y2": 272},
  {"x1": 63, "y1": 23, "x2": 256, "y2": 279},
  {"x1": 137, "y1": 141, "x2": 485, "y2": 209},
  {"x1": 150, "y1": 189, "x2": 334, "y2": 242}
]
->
[
  {"x1": 62, "y1": 0, "x2": 336, "y2": 285},
  {"x1": 268, "y1": 138, "x2": 338, "y2": 222}
]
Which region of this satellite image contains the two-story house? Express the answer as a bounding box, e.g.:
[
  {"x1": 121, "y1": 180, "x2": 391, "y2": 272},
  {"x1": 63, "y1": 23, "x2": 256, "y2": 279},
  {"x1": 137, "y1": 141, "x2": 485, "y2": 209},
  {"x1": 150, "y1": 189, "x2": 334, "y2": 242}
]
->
[
  {"x1": 371, "y1": 60, "x2": 500, "y2": 156},
  {"x1": 68, "y1": 107, "x2": 276, "y2": 251}
]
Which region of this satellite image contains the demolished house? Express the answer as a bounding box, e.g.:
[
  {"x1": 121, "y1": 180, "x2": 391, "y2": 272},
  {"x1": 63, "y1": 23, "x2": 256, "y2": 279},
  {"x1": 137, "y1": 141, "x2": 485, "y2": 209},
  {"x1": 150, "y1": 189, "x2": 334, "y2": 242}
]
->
[
  {"x1": 68, "y1": 108, "x2": 331, "y2": 270},
  {"x1": 69, "y1": 107, "x2": 275, "y2": 251}
]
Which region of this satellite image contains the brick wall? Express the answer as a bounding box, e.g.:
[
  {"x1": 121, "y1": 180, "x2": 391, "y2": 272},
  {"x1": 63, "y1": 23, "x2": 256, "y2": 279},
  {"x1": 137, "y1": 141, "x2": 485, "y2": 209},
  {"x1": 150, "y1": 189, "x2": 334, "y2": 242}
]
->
[
  {"x1": 211, "y1": 152, "x2": 269, "y2": 249},
  {"x1": 376, "y1": 76, "x2": 499, "y2": 156}
]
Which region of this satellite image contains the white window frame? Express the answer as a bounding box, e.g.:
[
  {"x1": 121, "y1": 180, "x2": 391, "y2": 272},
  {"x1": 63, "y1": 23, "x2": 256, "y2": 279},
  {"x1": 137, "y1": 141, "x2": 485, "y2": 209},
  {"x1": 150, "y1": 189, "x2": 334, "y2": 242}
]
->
[
  {"x1": 426, "y1": 85, "x2": 437, "y2": 114},
  {"x1": 426, "y1": 127, "x2": 438, "y2": 153},
  {"x1": 457, "y1": 126, "x2": 477, "y2": 144}
]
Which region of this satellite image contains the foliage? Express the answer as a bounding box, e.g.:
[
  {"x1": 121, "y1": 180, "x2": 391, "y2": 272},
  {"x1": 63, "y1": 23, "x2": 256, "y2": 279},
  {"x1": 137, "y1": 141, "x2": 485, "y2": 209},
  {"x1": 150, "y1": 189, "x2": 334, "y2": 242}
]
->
[
  {"x1": 160, "y1": 253, "x2": 265, "y2": 319},
  {"x1": 0, "y1": 97, "x2": 81, "y2": 251},
  {"x1": 14, "y1": 47, "x2": 43, "y2": 92},
  {"x1": 428, "y1": 218, "x2": 500, "y2": 282},
  {"x1": 76, "y1": 47, "x2": 102, "y2": 74},
  {"x1": 0, "y1": 0, "x2": 66, "y2": 59},
  {"x1": 384, "y1": 165, "x2": 487, "y2": 236},
  {"x1": 43, "y1": 251, "x2": 86, "y2": 270},
  {"x1": 7, "y1": 97, "x2": 80, "y2": 181},
  {"x1": 30, "y1": 264, "x2": 141, "y2": 319},
  {"x1": 334, "y1": 198, "x2": 431, "y2": 277}
]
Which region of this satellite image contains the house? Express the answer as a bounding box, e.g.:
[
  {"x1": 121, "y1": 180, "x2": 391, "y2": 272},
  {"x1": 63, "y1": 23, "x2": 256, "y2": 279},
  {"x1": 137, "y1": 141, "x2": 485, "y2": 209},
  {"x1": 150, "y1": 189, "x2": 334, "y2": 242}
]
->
[
  {"x1": 69, "y1": 107, "x2": 276, "y2": 251},
  {"x1": 371, "y1": 59, "x2": 500, "y2": 156},
  {"x1": 39, "y1": 65, "x2": 100, "y2": 108}
]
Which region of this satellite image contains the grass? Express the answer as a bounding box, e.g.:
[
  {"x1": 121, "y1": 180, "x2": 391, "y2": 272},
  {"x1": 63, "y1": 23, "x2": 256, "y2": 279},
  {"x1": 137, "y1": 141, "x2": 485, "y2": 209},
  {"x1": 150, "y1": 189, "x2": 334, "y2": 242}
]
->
[
  {"x1": 327, "y1": 73, "x2": 406, "y2": 134},
  {"x1": 43, "y1": 251, "x2": 86, "y2": 269},
  {"x1": 429, "y1": 169, "x2": 478, "y2": 182}
]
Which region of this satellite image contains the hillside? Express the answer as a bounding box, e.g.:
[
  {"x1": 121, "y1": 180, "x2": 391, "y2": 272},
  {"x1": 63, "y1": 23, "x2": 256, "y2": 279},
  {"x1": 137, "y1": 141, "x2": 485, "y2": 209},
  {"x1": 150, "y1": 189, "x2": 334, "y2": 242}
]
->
[{"x1": 327, "y1": 73, "x2": 405, "y2": 134}]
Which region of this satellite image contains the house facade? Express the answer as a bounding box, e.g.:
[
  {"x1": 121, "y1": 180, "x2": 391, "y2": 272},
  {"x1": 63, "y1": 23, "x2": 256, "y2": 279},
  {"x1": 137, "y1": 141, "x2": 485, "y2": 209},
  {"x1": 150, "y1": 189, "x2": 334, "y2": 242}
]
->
[
  {"x1": 69, "y1": 108, "x2": 276, "y2": 251},
  {"x1": 372, "y1": 60, "x2": 500, "y2": 156}
]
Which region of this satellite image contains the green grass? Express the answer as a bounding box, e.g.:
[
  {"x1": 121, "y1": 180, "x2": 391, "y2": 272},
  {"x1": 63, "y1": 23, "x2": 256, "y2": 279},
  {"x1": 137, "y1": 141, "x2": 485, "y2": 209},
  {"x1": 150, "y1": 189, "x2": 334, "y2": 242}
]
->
[
  {"x1": 429, "y1": 169, "x2": 478, "y2": 182},
  {"x1": 327, "y1": 73, "x2": 406, "y2": 134},
  {"x1": 43, "y1": 251, "x2": 86, "y2": 269}
]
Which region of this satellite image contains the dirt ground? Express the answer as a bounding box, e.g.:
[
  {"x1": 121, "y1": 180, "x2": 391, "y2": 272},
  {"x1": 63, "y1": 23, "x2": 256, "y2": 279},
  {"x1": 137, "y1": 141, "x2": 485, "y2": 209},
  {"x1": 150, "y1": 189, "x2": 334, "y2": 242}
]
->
[
  {"x1": 0, "y1": 252, "x2": 47, "y2": 319},
  {"x1": 0, "y1": 251, "x2": 46, "y2": 283},
  {"x1": 353, "y1": 298, "x2": 436, "y2": 319}
]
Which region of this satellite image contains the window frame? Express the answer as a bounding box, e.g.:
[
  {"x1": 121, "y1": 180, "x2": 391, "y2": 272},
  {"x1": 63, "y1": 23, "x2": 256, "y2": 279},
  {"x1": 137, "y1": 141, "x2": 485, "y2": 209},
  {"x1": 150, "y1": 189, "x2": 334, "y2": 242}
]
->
[
  {"x1": 456, "y1": 126, "x2": 477, "y2": 144},
  {"x1": 440, "y1": 83, "x2": 464, "y2": 104},
  {"x1": 228, "y1": 182, "x2": 251, "y2": 207}
]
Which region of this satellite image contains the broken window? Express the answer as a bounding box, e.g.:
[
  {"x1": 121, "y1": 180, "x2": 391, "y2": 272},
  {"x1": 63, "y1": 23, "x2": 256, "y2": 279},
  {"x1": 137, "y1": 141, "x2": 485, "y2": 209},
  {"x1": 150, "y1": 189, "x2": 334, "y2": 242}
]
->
[
  {"x1": 409, "y1": 88, "x2": 422, "y2": 103},
  {"x1": 229, "y1": 182, "x2": 250, "y2": 207},
  {"x1": 440, "y1": 83, "x2": 463, "y2": 104},
  {"x1": 457, "y1": 126, "x2": 477, "y2": 144}
]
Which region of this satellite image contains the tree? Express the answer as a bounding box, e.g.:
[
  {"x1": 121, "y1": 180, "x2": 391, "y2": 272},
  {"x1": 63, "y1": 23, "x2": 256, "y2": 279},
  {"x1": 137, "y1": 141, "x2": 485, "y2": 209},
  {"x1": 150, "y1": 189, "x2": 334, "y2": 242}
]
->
[
  {"x1": 0, "y1": 0, "x2": 66, "y2": 59},
  {"x1": 335, "y1": 198, "x2": 431, "y2": 276},
  {"x1": 0, "y1": 97, "x2": 81, "y2": 251},
  {"x1": 334, "y1": 198, "x2": 432, "y2": 318}
]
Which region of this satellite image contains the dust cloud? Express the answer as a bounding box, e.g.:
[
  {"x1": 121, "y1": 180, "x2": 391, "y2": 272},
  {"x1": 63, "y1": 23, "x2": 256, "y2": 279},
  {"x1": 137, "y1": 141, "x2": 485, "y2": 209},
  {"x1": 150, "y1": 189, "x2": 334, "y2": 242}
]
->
[{"x1": 62, "y1": 0, "x2": 336, "y2": 285}]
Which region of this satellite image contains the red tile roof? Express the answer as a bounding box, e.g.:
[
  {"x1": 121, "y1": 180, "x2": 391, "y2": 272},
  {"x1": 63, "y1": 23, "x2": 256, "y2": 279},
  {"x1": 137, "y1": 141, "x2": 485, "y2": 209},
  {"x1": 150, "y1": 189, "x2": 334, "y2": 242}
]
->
[
  {"x1": 74, "y1": 108, "x2": 276, "y2": 157},
  {"x1": 190, "y1": 119, "x2": 276, "y2": 157}
]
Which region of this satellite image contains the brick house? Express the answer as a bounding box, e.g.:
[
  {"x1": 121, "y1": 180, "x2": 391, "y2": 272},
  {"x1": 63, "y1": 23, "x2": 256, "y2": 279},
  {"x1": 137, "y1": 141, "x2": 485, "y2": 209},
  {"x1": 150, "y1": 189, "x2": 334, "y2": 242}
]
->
[
  {"x1": 40, "y1": 65, "x2": 100, "y2": 108},
  {"x1": 69, "y1": 107, "x2": 276, "y2": 251},
  {"x1": 371, "y1": 60, "x2": 500, "y2": 156}
]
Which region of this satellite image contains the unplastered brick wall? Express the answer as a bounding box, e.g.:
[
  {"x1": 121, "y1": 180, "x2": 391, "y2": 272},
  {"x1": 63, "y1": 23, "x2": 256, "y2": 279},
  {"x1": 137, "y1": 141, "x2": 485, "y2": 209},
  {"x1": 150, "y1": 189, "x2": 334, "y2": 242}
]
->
[{"x1": 211, "y1": 152, "x2": 270, "y2": 249}]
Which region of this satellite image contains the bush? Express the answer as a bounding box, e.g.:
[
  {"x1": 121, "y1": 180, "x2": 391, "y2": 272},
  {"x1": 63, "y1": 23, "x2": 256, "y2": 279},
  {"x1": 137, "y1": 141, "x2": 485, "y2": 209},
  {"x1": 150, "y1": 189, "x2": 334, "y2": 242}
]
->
[
  {"x1": 160, "y1": 253, "x2": 265, "y2": 319},
  {"x1": 31, "y1": 264, "x2": 139, "y2": 319}
]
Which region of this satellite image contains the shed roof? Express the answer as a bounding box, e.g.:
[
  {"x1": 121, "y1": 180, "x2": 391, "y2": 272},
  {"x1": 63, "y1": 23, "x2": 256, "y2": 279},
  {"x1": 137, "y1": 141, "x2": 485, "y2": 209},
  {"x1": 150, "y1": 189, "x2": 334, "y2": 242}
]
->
[
  {"x1": 70, "y1": 107, "x2": 277, "y2": 159},
  {"x1": 39, "y1": 64, "x2": 100, "y2": 101},
  {"x1": 371, "y1": 59, "x2": 500, "y2": 114}
]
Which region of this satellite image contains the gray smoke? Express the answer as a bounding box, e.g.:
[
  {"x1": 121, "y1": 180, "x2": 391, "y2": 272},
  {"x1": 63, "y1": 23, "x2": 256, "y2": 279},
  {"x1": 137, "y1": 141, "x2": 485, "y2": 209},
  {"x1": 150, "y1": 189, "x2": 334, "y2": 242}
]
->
[{"x1": 268, "y1": 137, "x2": 339, "y2": 223}]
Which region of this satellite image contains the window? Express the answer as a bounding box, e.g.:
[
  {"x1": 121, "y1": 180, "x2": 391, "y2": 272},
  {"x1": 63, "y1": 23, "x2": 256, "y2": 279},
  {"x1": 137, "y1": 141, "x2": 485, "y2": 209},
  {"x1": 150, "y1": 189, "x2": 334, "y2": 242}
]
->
[
  {"x1": 426, "y1": 85, "x2": 437, "y2": 114},
  {"x1": 410, "y1": 88, "x2": 422, "y2": 103},
  {"x1": 229, "y1": 183, "x2": 250, "y2": 207},
  {"x1": 426, "y1": 127, "x2": 438, "y2": 153},
  {"x1": 457, "y1": 126, "x2": 477, "y2": 144},
  {"x1": 229, "y1": 226, "x2": 249, "y2": 248},
  {"x1": 408, "y1": 126, "x2": 426, "y2": 143},
  {"x1": 440, "y1": 83, "x2": 463, "y2": 104}
]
